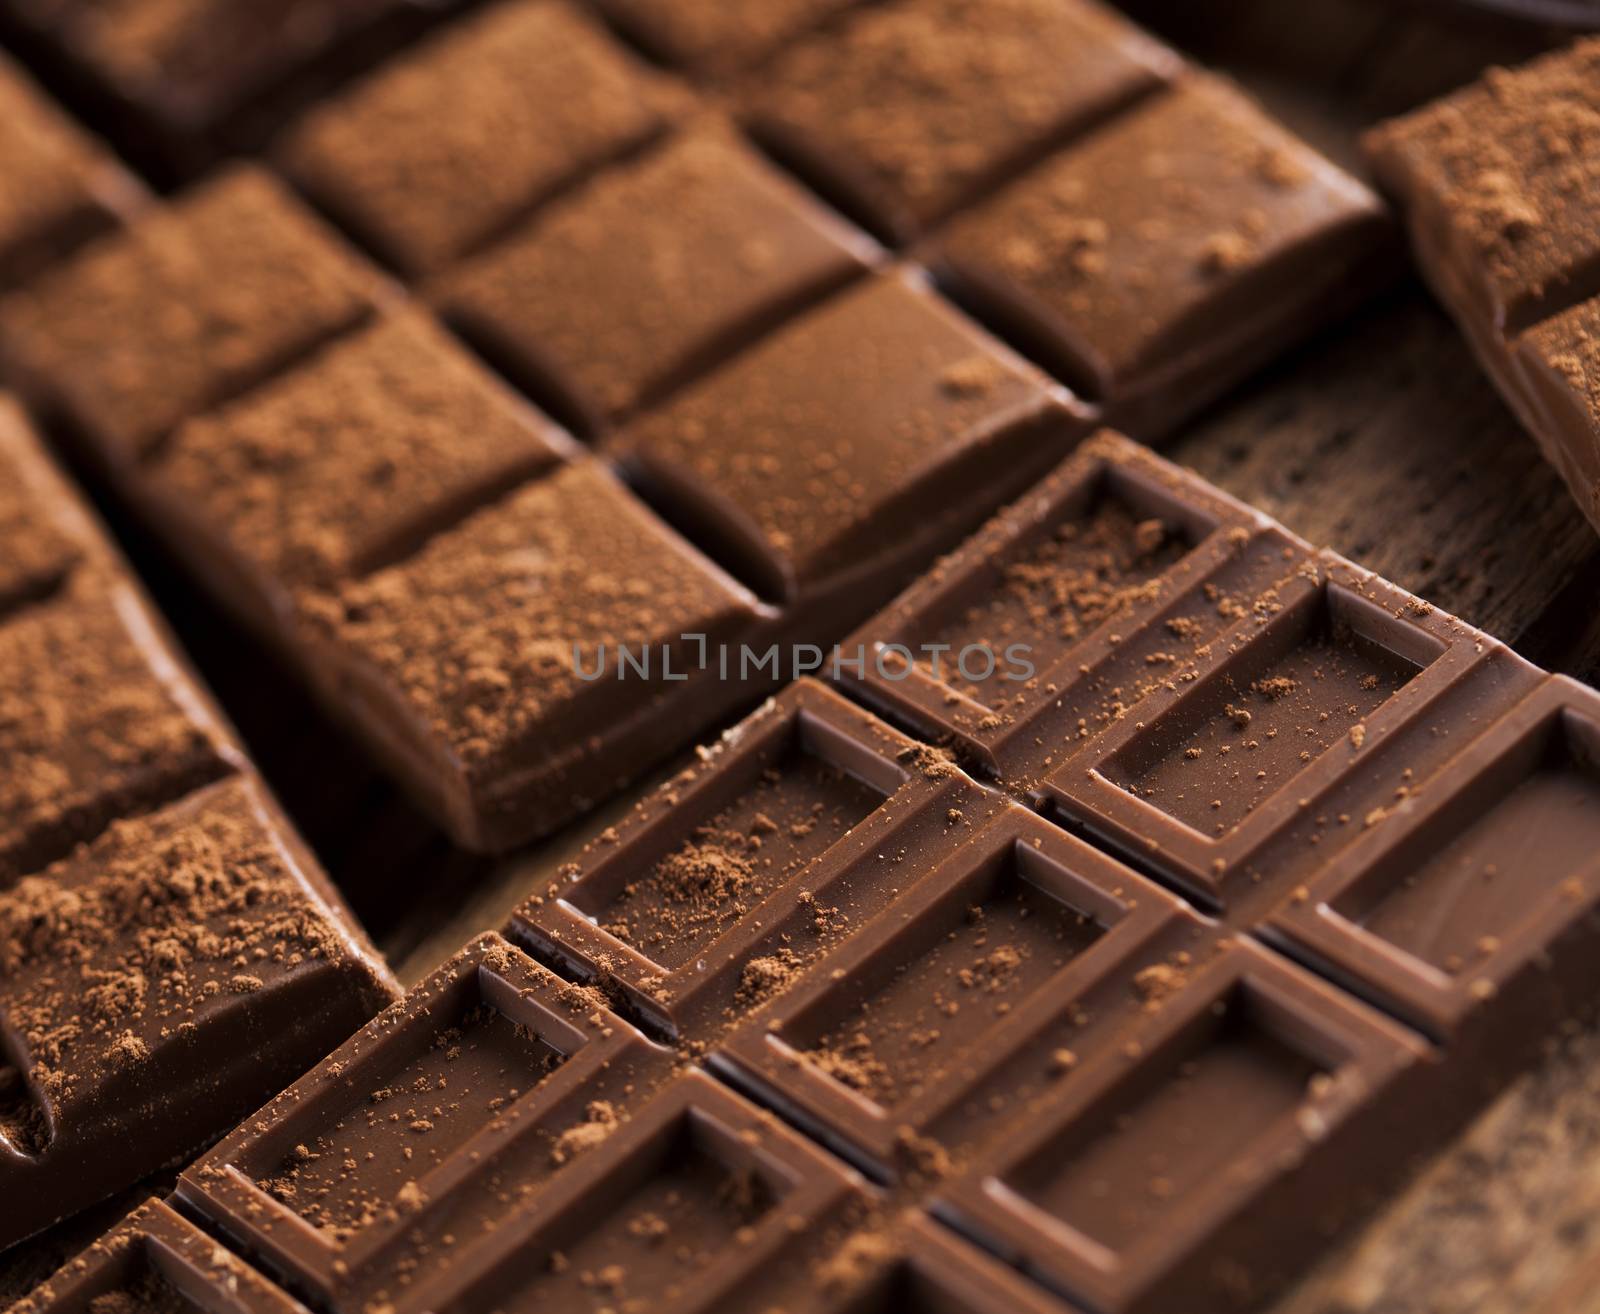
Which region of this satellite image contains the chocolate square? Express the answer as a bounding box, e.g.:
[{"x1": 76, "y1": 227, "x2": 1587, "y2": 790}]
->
[
  {"x1": 278, "y1": 0, "x2": 684, "y2": 273},
  {"x1": 934, "y1": 75, "x2": 1388, "y2": 430},
  {"x1": 750, "y1": 0, "x2": 1178, "y2": 239},
  {"x1": 436, "y1": 127, "x2": 874, "y2": 432},
  {"x1": 613, "y1": 269, "x2": 1076, "y2": 604},
  {"x1": 149, "y1": 310, "x2": 572, "y2": 614},
  {"x1": 0, "y1": 165, "x2": 383, "y2": 463}
]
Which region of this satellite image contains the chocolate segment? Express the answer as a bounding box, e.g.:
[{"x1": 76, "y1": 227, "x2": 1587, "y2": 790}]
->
[
  {"x1": 1365, "y1": 39, "x2": 1600, "y2": 536},
  {"x1": 10, "y1": 1197, "x2": 309, "y2": 1314},
  {"x1": 293, "y1": 459, "x2": 762, "y2": 850},
  {"x1": 935, "y1": 939, "x2": 1426, "y2": 1314},
  {"x1": 710, "y1": 802, "x2": 1211, "y2": 1184},
  {"x1": 0, "y1": 164, "x2": 384, "y2": 463},
  {"x1": 1365, "y1": 40, "x2": 1600, "y2": 335},
  {"x1": 934, "y1": 74, "x2": 1390, "y2": 426},
  {"x1": 435, "y1": 126, "x2": 877, "y2": 432},
  {"x1": 510, "y1": 680, "x2": 1005, "y2": 1042},
  {"x1": 392, "y1": 1070, "x2": 861, "y2": 1314},
  {"x1": 749, "y1": 0, "x2": 1180, "y2": 240},
  {"x1": 591, "y1": 0, "x2": 863, "y2": 75},
  {"x1": 277, "y1": 0, "x2": 685, "y2": 274},
  {"x1": 0, "y1": 576, "x2": 235, "y2": 878},
  {"x1": 834, "y1": 430, "x2": 1305, "y2": 783},
  {"x1": 1516, "y1": 296, "x2": 1600, "y2": 530},
  {"x1": 0, "y1": 52, "x2": 144, "y2": 290},
  {"x1": 0, "y1": 0, "x2": 429, "y2": 167},
  {"x1": 1044, "y1": 547, "x2": 1544, "y2": 918},
  {"x1": 178, "y1": 932, "x2": 673, "y2": 1312},
  {"x1": 149, "y1": 310, "x2": 573, "y2": 598},
  {"x1": 0, "y1": 776, "x2": 395, "y2": 1248},
  {"x1": 613, "y1": 269, "x2": 1075, "y2": 603},
  {"x1": 1265, "y1": 675, "x2": 1600, "y2": 1089}
]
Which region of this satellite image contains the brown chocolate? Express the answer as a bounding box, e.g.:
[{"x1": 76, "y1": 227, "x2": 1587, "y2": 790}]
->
[
  {"x1": 0, "y1": 400, "x2": 396, "y2": 1247},
  {"x1": 435, "y1": 126, "x2": 877, "y2": 432},
  {"x1": 150, "y1": 309, "x2": 574, "y2": 595},
  {"x1": 933, "y1": 74, "x2": 1391, "y2": 427},
  {"x1": 591, "y1": 0, "x2": 863, "y2": 75},
  {"x1": 1366, "y1": 40, "x2": 1600, "y2": 537},
  {"x1": 0, "y1": 397, "x2": 85, "y2": 618},
  {"x1": 277, "y1": 0, "x2": 685, "y2": 274},
  {"x1": 290, "y1": 458, "x2": 762, "y2": 850},
  {"x1": 710, "y1": 800, "x2": 1212, "y2": 1185},
  {"x1": 0, "y1": 164, "x2": 384, "y2": 464},
  {"x1": 935, "y1": 938, "x2": 1426, "y2": 1314},
  {"x1": 10, "y1": 1197, "x2": 309, "y2": 1314},
  {"x1": 613, "y1": 268, "x2": 1076, "y2": 603},
  {"x1": 749, "y1": 0, "x2": 1181, "y2": 240},
  {"x1": 510, "y1": 680, "x2": 1006, "y2": 1042},
  {"x1": 1265, "y1": 675, "x2": 1600, "y2": 1082},
  {"x1": 177, "y1": 932, "x2": 674, "y2": 1311},
  {"x1": 0, "y1": 52, "x2": 145, "y2": 291}
]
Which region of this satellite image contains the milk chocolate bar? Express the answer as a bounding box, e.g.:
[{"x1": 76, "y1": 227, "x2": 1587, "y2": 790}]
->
[
  {"x1": 11, "y1": 1197, "x2": 311, "y2": 1314},
  {"x1": 0, "y1": 52, "x2": 145, "y2": 291},
  {"x1": 0, "y1": 399, "x2": 397, "y2": 1247},
  {"x1": 1365, "y1": 39, "x2": 1600, "y2": 535}
]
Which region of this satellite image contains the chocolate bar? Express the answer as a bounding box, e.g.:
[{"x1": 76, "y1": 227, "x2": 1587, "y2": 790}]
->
[
  {"x1": 177, "y1": 932, "x2": 676, "y2": 1312},
  {"x1": 0, "y1": 0, "x2": 1388, "y2": 854},
  {"x1": 276, "y1": 0, "x2": 686, "y2": 274},
  {"x1": 1365, "y1": 39, "x2": 1600, "y2": 535},
  {"x1": 11, "y1": 1197, "x2": 310, "y2": 1314},
  {"x1": 0, "y1": 52, "x2": 145, "y2": 291},
  {"x1": 0, "y1": 399, "x2": 397, "y2": 1247}
]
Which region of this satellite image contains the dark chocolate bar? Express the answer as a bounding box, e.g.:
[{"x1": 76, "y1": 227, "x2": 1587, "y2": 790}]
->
[
  {"x1": 0, "y1": 400, "x2": 397, "y2": 1248},
  {"x1": 11, "y1": 1197, "x2": 310, "y2": 1314},
  {"x1": 0, "y1": 52, "x2": 145, "y2": 292},
  {"x1": 1365, "y1": 39, "x2": 1600, "y2": 535}
]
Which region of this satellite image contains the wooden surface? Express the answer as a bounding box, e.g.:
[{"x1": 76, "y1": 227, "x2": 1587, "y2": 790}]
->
[{"x1": 11, "y1": 0, "x2": 1600, "y2": 1306}]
